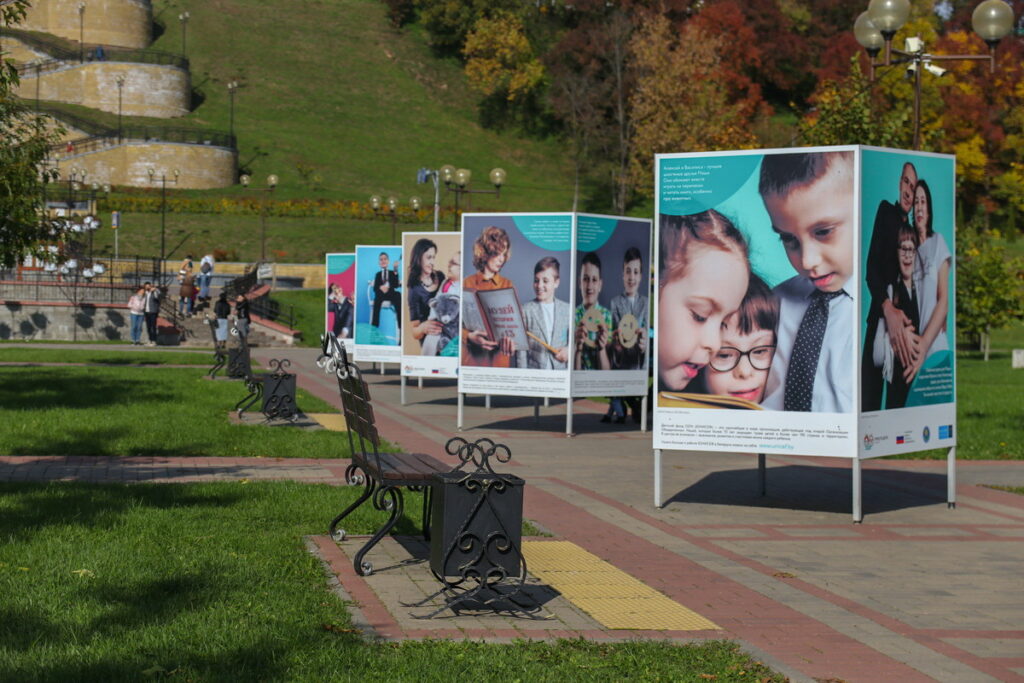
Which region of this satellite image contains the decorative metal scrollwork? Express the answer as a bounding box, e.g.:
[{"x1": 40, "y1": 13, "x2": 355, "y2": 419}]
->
[{"x1": 407, "y1": 438, "x2": 542, "y2": 619}]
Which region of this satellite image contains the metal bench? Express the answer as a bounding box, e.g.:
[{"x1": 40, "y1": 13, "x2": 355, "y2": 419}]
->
[{"x1": 320, "y1": 333, "x2": 449, "y2": 576}]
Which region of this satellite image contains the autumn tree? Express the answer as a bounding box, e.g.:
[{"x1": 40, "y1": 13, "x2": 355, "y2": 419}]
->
[
  {"x1": 627, "y1": 12, "x2": 757, "y2": 197},
  {"x1": 1, "y1": 1, "x2": 62, "y2": 269},
  {"x1": 544, "y1": 6, "x2": 640, "y2": 212},
  {"x1": 463, "y1": 13, "x2": 545, "y2": 104}
]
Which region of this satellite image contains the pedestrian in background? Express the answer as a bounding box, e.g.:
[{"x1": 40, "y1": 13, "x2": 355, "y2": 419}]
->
[
  {"x1": 127, "y1": 286, "x2": 145, "y2": 345},
  {"x1": 143, "y1": 282, "x2": 161, "y2": 346},
  {"x1": 214, "y1": 292, "x2": 231, "y2": 348},
  {"x1": 234, "y1": 293, "x2": 251, "y2": 339}
]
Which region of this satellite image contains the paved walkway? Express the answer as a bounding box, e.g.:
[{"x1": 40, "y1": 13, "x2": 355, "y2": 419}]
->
[{"x1": 2, "y1": 344, "x2": 1023, "y2": 682}]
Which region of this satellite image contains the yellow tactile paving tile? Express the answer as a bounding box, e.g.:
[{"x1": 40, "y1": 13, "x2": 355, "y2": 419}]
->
[
  {"x1": 523, "y1": 540, "x2": 718, "y2": 631},
  {"x1": 306, "y1": 413, "x2": 348, "y2": 431}
]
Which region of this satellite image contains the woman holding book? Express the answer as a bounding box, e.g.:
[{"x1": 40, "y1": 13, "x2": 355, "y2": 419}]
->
[{"x1": 462, "y1": 226, "x2": 516, "y2": 367}]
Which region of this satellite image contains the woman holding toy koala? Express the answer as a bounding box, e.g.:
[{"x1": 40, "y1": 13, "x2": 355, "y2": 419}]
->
[{"x1": 407, "y1": 238, "x2": 445, "y2": 347}]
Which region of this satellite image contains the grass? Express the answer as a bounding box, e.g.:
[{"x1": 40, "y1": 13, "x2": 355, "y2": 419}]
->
[
  {"x1": 0, "y1": 365, "x2": 350, "y2": 458},
  {"x1": 89, "y1": 212, "x2": 415, "y2": 266},
  {"x1": 984, "y1": 485, "x2": 1024, "y2": 495},
  {"x1": 889, "y1": 348, "x2": 1024, "y2": 460},
  {"x1": 0, "y1": 481, "x2": 783, "y2": 682},
  {"x1": 68, "y1": 0, "x2": 577, "y2": 208},
  {"x1": 269, "y1": 289, "x2": 326, "y2": 348},
  {"x1": 0, "y1": 348, "x2": 212, "y2": 365}
]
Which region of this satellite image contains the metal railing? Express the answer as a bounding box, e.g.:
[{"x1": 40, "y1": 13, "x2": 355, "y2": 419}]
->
[
  {"x1": 53, "y1": 128, "x2": 236, "y2": 155},
  {"x1": 222, "y1": 266, "x2": 259, "y2": 300},
  {"x1": 250, "y1": 294, "x2": 296, "y2": 330},
  {"x1": 4, "y1": 28, "x2": 189, "y2": 70}
]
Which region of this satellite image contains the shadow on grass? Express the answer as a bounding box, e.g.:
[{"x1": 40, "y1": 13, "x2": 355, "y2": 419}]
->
[
  {"x1": 14, "y1": 639, "x2": 308, "y2": 682},
  {"x1": 0, "y1": 483, "x2": 245, "y2": 542},
  {"x1": 0, "y1": 368, "x2": 169, "y2": 410},
  {"x1": 666, "y1": 464, "x2": 948, "y2": 516}
]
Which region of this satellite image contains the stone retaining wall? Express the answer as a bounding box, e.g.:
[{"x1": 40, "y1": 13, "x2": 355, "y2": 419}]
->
[
  {"x1": 16, "y1": 60, "x2": 189, "y2": 118},
  {"x1": 21, "y1": 0, "x2": 152, "y2": 50}
]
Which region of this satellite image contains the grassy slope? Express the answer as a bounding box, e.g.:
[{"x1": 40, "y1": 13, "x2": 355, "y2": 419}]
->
[{"x1": 141, "y1": 0, "x2": 575, "y2": 207}]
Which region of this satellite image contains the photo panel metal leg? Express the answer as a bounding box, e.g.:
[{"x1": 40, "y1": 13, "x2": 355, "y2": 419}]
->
[
  {"x1": 947, "y1": 446, "x2": 957, "y2": 509},
  {"x1": 758, "y1": 453, "x2": 767, "y2": 497},
  {"x1": 457, "y1": 392, "x2": 464, "y2": 431},
  {"x1": 566, "y1": 398, "x2": 574, "y2": 437},
  {"x1": 852, "y1": 457, "x2": 863, "y2": 523},
  {"x1": 400, "y1": 375, "x2": 407, "y2": 405},
  {"x1": 654, "y1": 448, "x2": 662, "y2": 508}
]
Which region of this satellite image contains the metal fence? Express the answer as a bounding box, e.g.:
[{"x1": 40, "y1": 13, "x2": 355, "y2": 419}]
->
[{"x1": 4, "y1": 28, "x2": 189, "y2": 70}]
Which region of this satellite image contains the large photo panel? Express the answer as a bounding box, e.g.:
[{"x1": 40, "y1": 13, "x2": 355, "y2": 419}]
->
[
  {"x1": 858, "y1": 148, "x2": 956, "y2": 458},
  {"x1": 458, "y1": 213, "x2": 574, "y2": 398},
  {"x1": 654, "y1": 147, "x2": 859, "y2": 457},
  {"x1": 354, "y1": 244, "x2": 403, "y2": 363},
  {"x1": 570, "y1": 214, "x2": 652, "y2": 398},
  {"x1": 401, "y1": 232, "x2": 461, "y2": 378},
  {"x1": 325, "y1": 253, "x2": 355, "y2": 348}
]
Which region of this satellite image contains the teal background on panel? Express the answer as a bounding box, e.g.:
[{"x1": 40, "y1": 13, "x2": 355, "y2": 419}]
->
[
  {"x1": 327, "y1": 254, "x2": 355, "y2": 274},
  {"x1": 512, "y1": 214, "x2": 573, "y2": 250},
  {"x1": 658, "y1": 153, "x2": 797, "y2": 288},
  {"x1": 575, "y1": 215, "x2": 617, "y2": 251},
  {"x1": 860, "y1": 149, "x2": 956, "y2": 406}
]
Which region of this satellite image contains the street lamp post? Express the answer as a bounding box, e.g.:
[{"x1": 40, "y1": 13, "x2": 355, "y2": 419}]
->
[
  {"x1": 854, "y1": 0, "x2": 1015, "y2": 150},
  {"x1": 416, "y1": 168, "x2": 441, "y2": 231},
  {"x1": 241, "y1": 174, "x2": 279, "y2": 261},
  {"x1": 78, "y1": 2, "x2": 85, "y2": 63},
  {"x1": 434, "y1": 165, "x2": 507, "y2": 229},
  {"x1": 115, "y1": 75, "x2": 125, "y2": 143},
  {"x1": 179, "y1": 11, "x2": 190, "y2": 56},
  {"x1": 370, "y1": 194, "x2": 421, "y2": 242},
  {"x1": 148, "y1": 167, "x2": 180, "y2": 282},
  {"x1": 227, "y1": 80, "x2": 239, "y2": 143}
]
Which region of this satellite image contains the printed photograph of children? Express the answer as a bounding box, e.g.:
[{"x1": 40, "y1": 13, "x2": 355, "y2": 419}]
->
[
  {"x1": 460, "y1": 214, "x2": 572, "y2": 371},
  {"x1": 325, "y1": 253, "x2": 355, "y2": 342},
  {"x1": 657, "y1": 149, "x2": 857, "y2": 414},
  {"x1": 354, "y1": 245, "x2": 403, "y2": 348},
  {"x1": 401, "y1": 232, "x2": 461, "y2": 358},
  {"x1": 861, "y1": 151, "x2": 955, "y2": 410}
]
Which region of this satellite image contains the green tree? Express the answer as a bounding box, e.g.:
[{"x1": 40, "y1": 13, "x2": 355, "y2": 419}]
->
[
  {"x1": 797, "y1": 57, "x2": 904, "y2": 147},
  {"x1": 1, "y1": 1, "x2": 62, "y2": 269},
  {"x1": 956, "y1": 230, "x2": 1024, "y2": 360}
]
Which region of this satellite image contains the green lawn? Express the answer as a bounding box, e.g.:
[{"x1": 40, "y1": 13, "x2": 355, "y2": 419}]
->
[
  {"x1": 90, "y1": 212, "x2": 422, "y2": 264},
  {"x1": 0, "y1": 365, "x2": 348, "y2": 458},
  {"x1": 0, "y1": 348, "x2": 212, "y2": 365},
  {"x1": 269, "y1": 290, "x2": 325, "y2": 348},
  {"x1": 0, "y1": 481, "x2": 782, "y2": 682}
]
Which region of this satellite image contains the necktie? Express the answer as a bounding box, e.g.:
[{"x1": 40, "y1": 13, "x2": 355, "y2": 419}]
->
[{"x1": 784, "y1": 290, "x2": 842, "y2": 412}]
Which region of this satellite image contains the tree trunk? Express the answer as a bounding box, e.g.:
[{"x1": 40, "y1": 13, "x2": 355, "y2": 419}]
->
[{"x1": 983, "y1": 327, "x2": 991, "y2": 362}]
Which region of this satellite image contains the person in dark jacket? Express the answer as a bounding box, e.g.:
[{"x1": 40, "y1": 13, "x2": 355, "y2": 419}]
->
[
  {"x1": 214, "y1": 292, "x2": 231, "y2": 348},
  {"x1": 234, "y1": 294, "x2": 251, "y2": 339}
]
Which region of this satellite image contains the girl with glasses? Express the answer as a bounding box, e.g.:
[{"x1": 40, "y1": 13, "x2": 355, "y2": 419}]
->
[{"x1": 703, "y1": 273, "x2": 779, "y2": 406}]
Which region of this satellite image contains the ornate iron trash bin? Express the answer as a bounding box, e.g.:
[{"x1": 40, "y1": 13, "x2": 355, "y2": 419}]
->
[
  {"x1": 260, "y1": 359, "x2": 297, "y2": 420},
  {"x1": 413, "y1": 437, "x2": 534, "y2": 618},
  {"x1": 227, "y1": 346, "x2": 250, "y2": 378}
]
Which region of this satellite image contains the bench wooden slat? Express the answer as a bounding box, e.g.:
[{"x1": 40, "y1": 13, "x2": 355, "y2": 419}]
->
[{"x1": 376, "y1": 452, "x2": 447, "y2": 481}]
